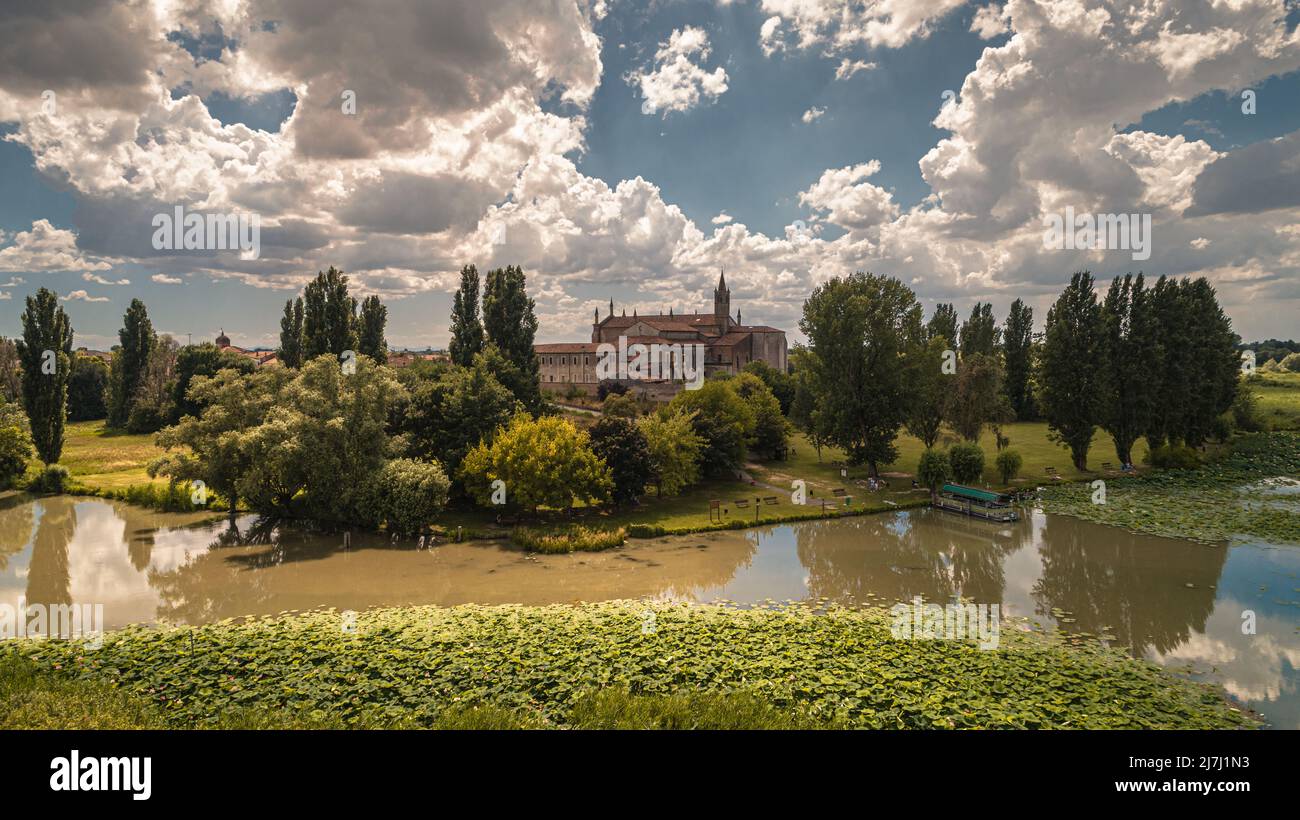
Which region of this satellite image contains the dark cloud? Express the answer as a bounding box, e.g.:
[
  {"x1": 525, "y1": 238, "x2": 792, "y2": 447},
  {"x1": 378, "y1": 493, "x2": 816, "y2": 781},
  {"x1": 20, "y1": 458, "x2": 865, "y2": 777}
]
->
[
  {"x1": 336, "y1": 171, "x2": 501, "y2": 235},
  {"x1": 1186, "y1": 131, "x2": 1300, "y2": 217},
  {"x1": 247, "y1": 0, "x2": 599, "y2": 158},
  {"x1": 0, "y1": 0, "x2": 158, "y2": 108}
]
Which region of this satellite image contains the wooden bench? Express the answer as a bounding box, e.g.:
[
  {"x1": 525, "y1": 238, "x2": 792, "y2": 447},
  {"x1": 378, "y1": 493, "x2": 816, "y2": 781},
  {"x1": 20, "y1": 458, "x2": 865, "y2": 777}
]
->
[
  {"x1": 762, "y1": 496, "x2": 779, "y2": 506},
  {"x1": 1044, "y1": 467, "x2": 1061, "y2": 480},
  {"x1": 1101, "y1": 462, "x2": 1114, "y2": 474},
  {"x1": 735, "y1": 498, "x2": 750, "y2": 509}
]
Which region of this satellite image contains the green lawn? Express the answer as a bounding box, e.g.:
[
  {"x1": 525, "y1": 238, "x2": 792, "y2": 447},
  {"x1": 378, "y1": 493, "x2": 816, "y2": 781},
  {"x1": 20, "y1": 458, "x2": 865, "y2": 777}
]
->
[
  {"x1": 1250, "y1": 371, "x2": 1300, "y2": 431},
  {"x1": 29, "y1": 420, "x2": 165, "y2": 490},
  {"x1": 750, "y1": 421, "x2": 1149, "y2": 498}
]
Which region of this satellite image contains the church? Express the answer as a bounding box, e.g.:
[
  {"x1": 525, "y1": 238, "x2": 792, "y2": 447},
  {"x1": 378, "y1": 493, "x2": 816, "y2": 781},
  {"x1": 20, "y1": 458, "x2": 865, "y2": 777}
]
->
[{"x1": 535, "y1": 272, "x2": 788, "y2": 398}]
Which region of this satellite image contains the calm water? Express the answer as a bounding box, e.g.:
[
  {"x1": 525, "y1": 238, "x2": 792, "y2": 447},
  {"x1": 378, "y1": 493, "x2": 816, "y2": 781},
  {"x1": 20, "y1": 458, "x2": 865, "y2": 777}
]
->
[{"x1": 2, "y1": 494, "x2": 1297, "y2": 727}]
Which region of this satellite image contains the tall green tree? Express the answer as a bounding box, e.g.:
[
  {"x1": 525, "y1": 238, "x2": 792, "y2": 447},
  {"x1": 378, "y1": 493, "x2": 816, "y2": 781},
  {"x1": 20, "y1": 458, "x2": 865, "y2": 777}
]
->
[
  {"x1": 15, "y1": 288, "x2": 73, "y2": 465},
  {"x1": 927, "y1": 303, "x2": 958, "y2": 346},
  {"x1": 356, "y1": 294, "x2": 388, "y2": 364},
  {"x1": 1098, "y1": 274, "x2": 1157, "y2": 466},
  {"x1": 742, "y1": 359, "x2": 795, "y2": 416},
  {"x1": 67, "y1": 353, "x2": 109, "y2": 421},
  {"x1": 482, "y1": 265, "x2": 541, "y2": 410},
  {"x1": 151, "y1": 367, "x2": 295, "y2": 515},
  {"x1": 1180, "y1": 278, "x2": 1240, "y2": 448},
  {"x1": 799, "y1": 272, "x2": 923, "y2": 476},
  {"x1": 401, "y1": 354, "x2": 519, "y2": 476},
  {"x1": 590, "y1": 415, "x2": 653, "y2": 505},
  {"x1": 732, "y1": 371, "x2": 790, "y2": 459},
  {"x1": 448, "y1": 264, "x2": 484, "y2": 367},
  {"x1": 667, "y1": 379, "x2": 754, "y2": 475},
  {"x1": 1143, "y1": 275, "x2": 1185, "y2": 448},
  {"x1": 637, "y1": 408, "x2": 703, "y2": 495},
  {"x1": 944, "y1": 352, "x2": 1006, "y2": 442},
  {"x1": 277, "y1": 297, "x2": 304, "y2": 368},
  {"x1": 788, "y1": 346, "x2": 833, "y2": 461},
  {"x1": 1038, "y1": 272, "x2": 1103, "y2": 470},
  {"x1": 170, "y1": 342, "x2": 256, "y2": 422},
  {"x1": 905, "y1": 335, "x2": 953, "y2": 449},
  {"x1": 302, "y1": 267, "x2": 356, "y2": 360},
  {"x1": 1002, "y1": 298, "x2": 1035, "y2": 421},
  {"x1": 959, "y1": 302, "x2": 999, "y2": 358},
  {"x1": 107, "y1": 298, "x2": 155, "y2": 427}
]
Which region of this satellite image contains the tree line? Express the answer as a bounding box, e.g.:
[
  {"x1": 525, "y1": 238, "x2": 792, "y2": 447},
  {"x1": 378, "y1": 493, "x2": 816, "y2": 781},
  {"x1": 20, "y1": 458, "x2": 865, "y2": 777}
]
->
[{"x1": 787, "y1": 270, "x2": 1244, "y2": 489}]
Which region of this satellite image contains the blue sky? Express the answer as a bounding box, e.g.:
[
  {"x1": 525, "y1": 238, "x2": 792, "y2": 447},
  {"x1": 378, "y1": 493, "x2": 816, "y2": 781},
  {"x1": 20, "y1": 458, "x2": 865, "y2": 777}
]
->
[{"x1": 1, "y1": 0, "x2": 1299, "y2": 351}]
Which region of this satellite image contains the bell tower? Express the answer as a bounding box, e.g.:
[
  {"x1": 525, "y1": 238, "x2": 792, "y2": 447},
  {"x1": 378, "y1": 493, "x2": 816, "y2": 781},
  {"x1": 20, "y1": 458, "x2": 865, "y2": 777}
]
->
[{"x1": 713, "y1": 269, "x2": 731, "y2": 329}]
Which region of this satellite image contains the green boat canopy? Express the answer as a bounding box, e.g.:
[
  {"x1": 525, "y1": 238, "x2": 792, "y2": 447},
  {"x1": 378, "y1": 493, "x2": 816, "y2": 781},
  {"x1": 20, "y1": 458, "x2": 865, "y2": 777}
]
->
[{"x1": 940, "y1": 484, "x2": 1008, "y2": 504}]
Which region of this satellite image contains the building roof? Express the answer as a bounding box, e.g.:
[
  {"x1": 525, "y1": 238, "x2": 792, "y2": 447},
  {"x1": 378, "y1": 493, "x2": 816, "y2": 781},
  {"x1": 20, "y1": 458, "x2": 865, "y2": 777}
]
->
[
  {"x1": 940, "y1": 484, "x2": 1011, "y2": 504},
  {"x1": 710, "y1": 331, "x2": 752, "y2": 347},
  {"x1": 535, "y1": 343, "x2": 601, "y2": 353}
]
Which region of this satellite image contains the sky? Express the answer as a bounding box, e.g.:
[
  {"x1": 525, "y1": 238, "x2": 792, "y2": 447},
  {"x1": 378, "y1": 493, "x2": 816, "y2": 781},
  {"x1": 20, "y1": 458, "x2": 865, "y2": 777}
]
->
[{"x1": 1, "y1": 0, "x2": 1299, "y2": 352}]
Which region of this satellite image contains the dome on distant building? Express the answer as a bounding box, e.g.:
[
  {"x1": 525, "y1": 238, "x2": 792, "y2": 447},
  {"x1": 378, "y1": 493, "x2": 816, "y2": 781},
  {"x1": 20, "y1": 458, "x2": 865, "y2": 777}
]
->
[{"x1": 216, "y1": 329, "x2": 230, "y2": 348}]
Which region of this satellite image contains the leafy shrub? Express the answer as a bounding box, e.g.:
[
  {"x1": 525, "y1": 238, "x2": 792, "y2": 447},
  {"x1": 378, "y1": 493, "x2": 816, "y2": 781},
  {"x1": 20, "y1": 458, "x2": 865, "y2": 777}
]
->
[
  {"x1": 916, "y1": 448, "x2": 951, "y2": 493},
  {"x1": 1148, "y1": 444, "x2": 1202, "y2": 470},
  {"x1": 359, "y1": 458, "x2": 450, "y2": 535},
  {"x1": 459, "y1": 414, "x2": 611, "y2": 512},
  {"x1": 627, "y1": 523, "x2": 666, "y2": 538},
  {"x1": 125, "y1": 399, "x2": 171, "y2": 434},
  {"x1": 995, "y1": 449, "x2": 1023, "y2": 485},
  {"x1": 28, "y1": 464, "x2": 71, "y2": 494},
  {"x1": 101, "y1": 482, "x2": 217, "y2": 513},
  {"x1": 0, "y1": 404, "x2": 33, "y2": 490},
  {"x1": 511, "y1": 525, "x2": 626, "y2": 553},
  {"x1": 1231, "y1": 388, "x2": 1266, "y2": 433},
  {"x1": 597, "y1": 380, "x2": 629, "y2": 401},
  {"x1": 948, "y1": 442, "x2": 985, "y2": 484}
]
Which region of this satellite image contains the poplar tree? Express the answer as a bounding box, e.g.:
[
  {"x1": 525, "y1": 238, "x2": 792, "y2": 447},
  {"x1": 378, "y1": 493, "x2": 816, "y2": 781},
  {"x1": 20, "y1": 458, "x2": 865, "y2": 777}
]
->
[
  {"x1": 16, "y1": 288, "x2": 73, "y2": 464},
  {"x1": 1002, "y1": 299, "x2": 1035, "y2": 420},
  {"x1": 1039, "y1": 272, "x2": 1103, "y2": 470},
  {"x1": 356, "y1": 295, "x2": 388, "y2": 364},
  {"x1": 302, "y1": 267, "x2": 356, "y2": 360},
  {"x1": 482, "y1": 265, "x2": 540, "y2": 410},
  {"x1": 278, "y1": 297, "x2": 304, "y2": 368},
  {"x1": 108, "y1": 299, "x2": 155, "y2": 428},
  {"x1": 448, "y1": 264, "x2": 484, "y2": 367}
]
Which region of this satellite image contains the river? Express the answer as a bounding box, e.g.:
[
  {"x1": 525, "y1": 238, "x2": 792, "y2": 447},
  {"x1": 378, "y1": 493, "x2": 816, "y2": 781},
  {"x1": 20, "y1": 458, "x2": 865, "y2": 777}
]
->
[{"x1": 1, "y1": 494, "x2": 1296, "y2": 727}]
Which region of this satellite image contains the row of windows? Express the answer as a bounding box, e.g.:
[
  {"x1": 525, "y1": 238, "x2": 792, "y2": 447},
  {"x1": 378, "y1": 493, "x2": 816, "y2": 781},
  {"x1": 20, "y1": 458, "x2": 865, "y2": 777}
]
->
[{"x1": 540, "y1": 355, "x2": 594, "y2": 366}]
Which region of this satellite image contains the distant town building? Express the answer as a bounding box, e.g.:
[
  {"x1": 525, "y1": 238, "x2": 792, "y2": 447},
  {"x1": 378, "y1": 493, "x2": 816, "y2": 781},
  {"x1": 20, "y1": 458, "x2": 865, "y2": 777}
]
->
[
  {"x1": 534, "y1": 271, "x2": 787, "y2": 398},
  {"x1": 215, "y1": 329, "x2": 279, "y2": 367}
]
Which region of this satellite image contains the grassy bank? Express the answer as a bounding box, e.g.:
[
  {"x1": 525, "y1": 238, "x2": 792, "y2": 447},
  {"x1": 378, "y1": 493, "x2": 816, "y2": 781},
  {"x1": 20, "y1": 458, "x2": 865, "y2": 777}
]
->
[
  {"x1": 1039, "y1": 432, "x2": 1300, "y2": 545},
  {"x1": 26, "y1": 420, "x2": 165, "y2": 490},
  {"x1": 2, "y1": 600, "x2": 1252, "y2": 730},
  {"x1": 1248, "y1": 371, "x2": 1300, "y2": 431}
]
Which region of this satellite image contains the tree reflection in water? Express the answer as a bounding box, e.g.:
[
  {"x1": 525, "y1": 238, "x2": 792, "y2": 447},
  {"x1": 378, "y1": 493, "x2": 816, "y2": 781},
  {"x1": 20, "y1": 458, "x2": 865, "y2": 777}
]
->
[
  {"x1": 0, "y1": 494, "x2": 35, "y2": 572},
  {"x1": 1032, "y1": 515, "x2": 1226, "y2": 657},
  {"x1": 795, "y1": 509, "x2": 1026, "y2": 605},
  {"x1": 25, "y1": 497, "x2": 77, "y2": 609}
]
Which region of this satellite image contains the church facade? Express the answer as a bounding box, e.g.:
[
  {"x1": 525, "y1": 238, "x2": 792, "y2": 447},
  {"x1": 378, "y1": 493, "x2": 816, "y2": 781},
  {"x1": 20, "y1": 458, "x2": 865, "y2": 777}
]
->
[{"x1": 535, "y1": 272, "x2": 787, "y2": 398}]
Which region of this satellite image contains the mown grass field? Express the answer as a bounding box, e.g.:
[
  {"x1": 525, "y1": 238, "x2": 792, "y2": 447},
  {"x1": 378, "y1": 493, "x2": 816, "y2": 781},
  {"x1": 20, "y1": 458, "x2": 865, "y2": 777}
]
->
[
  {"x1": 1250, "y1": 371, "x2": 1300, "y2": 431},
  {"x1": 749, "y1": 422, "x2": 1149, "y2": 500},
  {"x1": 1, "y1": 601, "x2": 1254, "y2": 730},
  {"x1": 27, "y1": 419, "x2": 164, "y2": 489}
]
